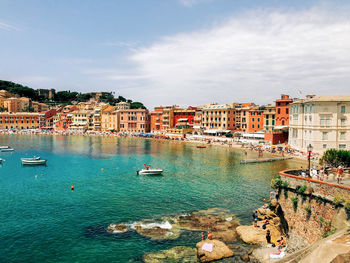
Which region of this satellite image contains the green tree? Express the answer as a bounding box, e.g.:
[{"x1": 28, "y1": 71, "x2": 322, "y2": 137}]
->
[
  {"x1": 320, "y1": 149, "x2": 350, "y2": 167},
  {"x1": 130, "y1": 102, "x2": 146, "y2": 109}
]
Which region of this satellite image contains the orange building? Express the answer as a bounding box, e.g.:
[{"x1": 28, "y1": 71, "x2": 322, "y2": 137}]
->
[
  {"x1": 53, "y1": 106, "x2": 78, "y2": 131},
  {"x1": 150, "y1": 107, "x2": 164, "y2": 132},
  {"x1": 0, "y1": 112, "x2": 40, "y2": 130},
  {"x1": 119, "y1": 109, "x2": 150, "y2": 133},
  {"x1": 275, "y1": 94, "x2": 293, "y2": 126},
  {"x1": 3, "y1": 98, "x2": 22, "y2": 112},
  {"x1": 246, "y1": 107, "x2": 264, "y2": 132}
]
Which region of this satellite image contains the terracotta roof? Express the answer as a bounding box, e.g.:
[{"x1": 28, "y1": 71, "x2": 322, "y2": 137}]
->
[{"x1": 102, "y1": 105, "x2": 116, "y2": 113}]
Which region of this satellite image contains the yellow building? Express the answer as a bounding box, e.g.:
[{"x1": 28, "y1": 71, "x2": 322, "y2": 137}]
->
[{"x1": 69, "y1": 110, "x2": 94, "y2": 132}]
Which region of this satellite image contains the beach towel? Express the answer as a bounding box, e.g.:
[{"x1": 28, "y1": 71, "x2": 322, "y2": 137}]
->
[
  {"x1": 202, "y1": 243, "x2": 213, "y2": 252},
  {"x1": 269, "y1": 251, "x2": 286, "y2": 259}
]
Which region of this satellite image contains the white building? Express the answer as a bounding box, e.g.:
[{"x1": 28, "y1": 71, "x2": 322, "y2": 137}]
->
[{"x1": 289, "y1": 95, "x2": 350, "y2": 154}]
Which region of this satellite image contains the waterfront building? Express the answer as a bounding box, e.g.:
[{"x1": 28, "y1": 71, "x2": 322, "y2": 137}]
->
[
  {"x1": 289, "y1": 95, "x2": 350, "y2": 153},
  {"x1": 263, "y1": 104, "x2": 276, "y2": 132},
  {"x1": 115, "y1": 101, "x2": 130, "y2": 110},
  {"x1": 69, "y1": 110, "x2": 94, "y2": 132},
  {"x1": 150, "y1": 106, "x2": 164, "y2": 133},
  {"x1": 232, "y1": 103, "x2": 255, "y2": 132},
  {"x1": 193, "y1": 108, "x2": 203, "y2": 135},
  {"x1": 37, "y1": 89, "x2": 55, "y2": 100},
  {"x1": 201, "y1": 104, "x2": 236, "y2": 134},
  {"x1": 40, "y1": 109, "x2": 57, "y2": 130},
  {"x1": 101, "y1": 105, "x2": 118, "y2": 132},
  {"x1": 276, "y1": 94, "x2": 293, "y2": 126},
  {"x1": 0, "y1": 112, "x2": 40, "y2": 129},
  {"x1": 162, "y1": 106, "x2": 177, "y2": 131},
  {"x1": 173, "y1": 107, "x2": 196, "y2": 127},
  {"x1": 53, "y1": 106, "x2": 78, "y2": 131},
  {"x1": 119, "y1": 109, "x2": 150, "y2": 133},
  {"x1": 246, "y1": 107, "x2": 264, "y2": 133}
]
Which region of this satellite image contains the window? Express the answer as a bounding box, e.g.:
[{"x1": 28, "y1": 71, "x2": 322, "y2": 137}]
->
[
  {"x1": 341, "y1": 118, "x2": 346, "y2": 126},
  {"x1": 277, "y1": 109, "x2": 281, "y2": 114},
  {"x1": 266, "y1": 120, "x2": 268, "y2": 126},
  {"x1": 257, "y1": 118, "x2": 260, "y2": 122},
  {"x1": 257, "y1": 124, "x2": 260, "y2": 129},
  {"x1": 252, "y1": 118, "x2": 255, "y2": 122},
  {"x1": 323, "y1": 144, "x2": 327, "y2": 149},
  {"x1": 341, "y1": 106, "x2": 345, "y2": 113},
  {"x1": 282, "y1": 120, "x2": 285, "y2": 125},
  {"x1": 339, "y1": 144, "x2": 346, "y2": 149},
  {"x1": 340, "y1": 132, "x2": 345, "y2": 140},
  {"x1": 286, "y1": 108, "x2": 289, "y2": 114},
  {"x1": 252, "y1": 124, "x2": 255, "y2": 129},
  {"x1": 320, "y1": 116, "x2": 331, "y2": 126},
  {"x1": 322, "y1": 132, "x2": 328, "y2": 140},
  {"x1": 272, "y1": 120, "x2": 275, "y2": 125}
]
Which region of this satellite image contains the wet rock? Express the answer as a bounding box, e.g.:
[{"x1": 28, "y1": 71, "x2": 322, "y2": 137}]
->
[
  {"x1": 143, "y1": 246, "x2": 196, "y2": 263},
  {"x1": 107, "y1": 224, "x2": 128, "y2": 233},
  {"x1": 213, "y1": 229, "x2": 238, "y2": 242},
  {"x1": 247, "y1": 248, "x2": 254, "y2": 255},
  {"x1": 236, "y1": 225, "x2": 282, "y2": 245},
  {"x1": 196, "y1": 239, "x2": 234, "y2": 262},
  {"x1": 257, "y1": 208, "x2": 277, "y2": 220},
  {"x1": 240, "y1": 253, "x2": 250, "y2": 262},
  {"x1": 133, "y1": 219, "x2": 181, "y2": 240}
]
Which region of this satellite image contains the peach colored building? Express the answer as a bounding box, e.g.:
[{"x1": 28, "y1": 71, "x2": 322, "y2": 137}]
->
[
  {"x1": 0, "y1": 112, "x2": 40, "y2": 130},
  {"x1": 101, "y1": 105, "x2": 118, "y2": 132},
  {"x1": 4, "y1": 98, "x2": 22, "y2": 112},
  {"x1": 275, "y1": 94, "x2": 293, "y2": 126},
  {"x1": 119, "y1": 109, "x2": 150, "y2": 133},
  {"x1": 150, "y1": 106, "x2": 164, "y2": 132},
  {"x1": 246, "y1": 107, "x2": 264, "y2": 133}
]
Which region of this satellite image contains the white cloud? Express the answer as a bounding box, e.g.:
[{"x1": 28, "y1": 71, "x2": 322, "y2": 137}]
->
[
  {"x1": 14, "y1": 76, "x2": 54, "y2": 86},
  {"x1": 119, "y1": 6, "x2": 350, "y2": 108},
  {"x1": 0, "y1": 21, "x2": 18, "y2": 31}
]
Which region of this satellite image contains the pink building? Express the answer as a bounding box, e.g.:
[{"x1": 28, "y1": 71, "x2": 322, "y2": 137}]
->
[{"x1": 119, "y1": 109, "x2": 150, "y2": 133}]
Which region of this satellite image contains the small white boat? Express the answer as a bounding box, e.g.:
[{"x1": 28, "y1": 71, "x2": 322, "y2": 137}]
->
[
  {"x1": 21, "y1": 159, "x2": 47, "y2": 165},
  {"x1": 0, "y1": 158, "x2": 3, "y2": 164},
  {"x1": 20, "y1": 157, "x2": 41, "y2": 161},
  {"x1": 0, "y1": 146, "x2": 10, "y2": 149},
  {"x1": 1, "y1": 148, "x2": 14, "y2": 152},
  {"x1": 137, "y1": 168, "x2": 163, "y2": 175}
]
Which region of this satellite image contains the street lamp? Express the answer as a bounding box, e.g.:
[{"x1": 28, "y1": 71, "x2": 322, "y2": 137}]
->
[{"x1": 307, "y1": 144, "x2": 313, "y2": 177}]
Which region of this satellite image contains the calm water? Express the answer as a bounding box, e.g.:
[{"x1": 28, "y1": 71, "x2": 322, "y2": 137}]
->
[{"x1": 0, "y1": 135, "x2": 302, "y2": 262}]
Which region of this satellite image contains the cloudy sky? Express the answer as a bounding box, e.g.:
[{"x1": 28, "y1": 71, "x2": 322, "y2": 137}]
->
[{"x1": 1, "y1": 0, "x2": 350, "y2": 109}]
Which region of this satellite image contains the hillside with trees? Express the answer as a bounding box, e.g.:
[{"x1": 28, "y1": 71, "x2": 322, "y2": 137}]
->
[{"x1": 0, "y1": 80, "x2": 146, "y2": 109}]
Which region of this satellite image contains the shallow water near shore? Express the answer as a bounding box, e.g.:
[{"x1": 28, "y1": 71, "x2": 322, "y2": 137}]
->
[{"x1": 0, "y1": 135, "x2": 303, "y2": 262}]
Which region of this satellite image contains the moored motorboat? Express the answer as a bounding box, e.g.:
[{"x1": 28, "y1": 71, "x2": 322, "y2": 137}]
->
[
  {"x1": 137, "y1": 168, "x2": 163, "y2": 175},
  {"x1": 137, "y1": 164, "x2": 163, "y2": 175},
  {"x1": 0, "y1": 146, "x2": 10, "y2": 149},
  {"x1": 20, "y1": 156, "x2": 41, "y2": 161},
  {"x1": 0, "y1": 158, "x2": 3, "y2": 164},
  {"x1": 21, "y1": 159, "x2": 47, "y2": 165},
  {"x1": 1, "y1": 148, "x2": 14, "y2": 152}
]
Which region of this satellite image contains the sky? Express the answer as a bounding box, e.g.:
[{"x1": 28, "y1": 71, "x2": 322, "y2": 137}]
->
[{"x1": 1, "y1": 0, "x2": 350, "y2": 109}]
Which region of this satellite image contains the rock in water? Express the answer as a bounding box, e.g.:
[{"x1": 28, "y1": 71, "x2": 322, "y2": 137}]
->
[
  {"x1": 236, "y1": 225, "x2": 281, "y2": 245},
  {"x1": 107, "y1": 224, "x2": 128, "y2": 233},
  {"x1": 143, "y1": 246, "x2": 197, "y2": 263},
  {"x1": 196, "y1": 239, "x2": 234, "y2": 262}
]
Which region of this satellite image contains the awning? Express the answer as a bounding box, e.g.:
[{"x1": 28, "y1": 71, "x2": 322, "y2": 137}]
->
[
  {"x1": 274, "y1": 125, "x2": 289, "y2": 130},
  {"x1": 177, "y1": 118, "x2": 188, "y2": 122}
]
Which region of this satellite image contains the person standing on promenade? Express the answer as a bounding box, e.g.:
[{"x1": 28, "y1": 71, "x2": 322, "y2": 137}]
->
[
  {"x1": 336, "y1": 166, "x2": 344, "y2": 184},
  {"x1": 266, "y1": 230, "x2": 271, "y2": 244}
]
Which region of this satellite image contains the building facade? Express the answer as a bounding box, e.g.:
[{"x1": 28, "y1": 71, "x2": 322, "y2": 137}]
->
[
  {"x1": 101, "y1": 105, "x2": 118, "y2": 132},
  {"x1": 201, "y1": 104, "x2": 236, "y2": 131},
  {"x1": 275, "y1": 94, "x2": 293, "y2": 126},
  {"x1": 119, "y1": 109, "x2": 150, "y2": 133},
  {"x1": 263, "y1": 104, "x2": 276, "y2": 132},
  {"x1": 289, "y1": 95, "x2": 350, "y2": 153},
  {"x1": 247, "y1": 107, "x2": 264, "y2": 132},
  {"x1": 0, "y1": 112, "x2": 40, "y2": 130}
]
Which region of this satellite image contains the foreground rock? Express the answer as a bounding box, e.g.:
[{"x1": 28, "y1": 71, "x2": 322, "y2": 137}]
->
[
  {"x1": 143, "y1": 246, "x2": 196, "y2": 263},
  {"x1": 331, "y1": 252, "x2": 350, "y2": 263},
  {"x1": 196, "y1": 239, "x2": 234, "y2": 262},
  {"x1": 236, "y1": 223, "x2": 282, "y2": 245}
]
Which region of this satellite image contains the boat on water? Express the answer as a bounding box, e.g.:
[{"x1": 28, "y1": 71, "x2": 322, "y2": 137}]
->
[
  {"x1": 137, "y1": 164, "x2": 163, "y2": 175},
  {"x1": 21, "y1": 159, "x2": 47, "y2": 165},
  {"x1": 20, "y1": 157, "x2": 41, "y2": 161},
  {"x1": 0, "y1": 158, "x2": 3, "y2": 164},
  {"x1": 197, "y1": 145, "x2": 206, "y2": 148},
  {"x1": 1, "y1": 148, "x2": 14, "y2": 152},
  {"x1": 0, "y1": 146, "x2": 10, "y2": 149}
]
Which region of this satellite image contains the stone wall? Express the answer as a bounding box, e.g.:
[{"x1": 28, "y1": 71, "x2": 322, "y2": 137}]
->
[{"x1": 275, "y1": 170, "x2": 349, "y2": 246}]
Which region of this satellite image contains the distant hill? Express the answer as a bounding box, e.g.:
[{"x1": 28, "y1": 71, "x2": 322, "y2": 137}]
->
[{"x1": 0, "y1": 80, "x2": 146, "y2": 109}]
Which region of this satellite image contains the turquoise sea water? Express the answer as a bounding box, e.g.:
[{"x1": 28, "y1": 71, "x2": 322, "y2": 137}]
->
[{"x1": 0, "y1": 135, "x2": 302, "y2": 262}]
